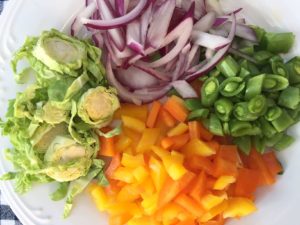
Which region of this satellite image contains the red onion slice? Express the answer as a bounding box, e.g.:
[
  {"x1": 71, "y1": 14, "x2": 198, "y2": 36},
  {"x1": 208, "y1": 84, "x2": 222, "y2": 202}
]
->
[
  {"x1": 115, "y1": 0, "x2": 125, "y2": 16},
  {"x1": 192, "y1": 31, "x2": 230, "y2": 50},
  {"x1": 147, "y1": 0, "x2": 176, "y2": 49},
  {"x1": 194, "y1": 0, "x2": 206, "y2": 19},
  {"x1": 222, "y1": 22, "x2": 257, "y2": 42},
  {"x1": 172, "y1": 80, "x2": 198, "y2": 98},
  {"x1": 127, "y1": 20, "x2": 143, "y2": 54},
  {"x1": 140, "y1": 4, "x2": 153, "y2": 47},
  {"x1": 82, "y1": 0, "x2": 149, "y2": 29},
  {"x1": 133, "y1": 62, "x2": 171, "y2": 81},
  {"x1": 187, "y1": 44, "x2": 200, "y2": 68},
  {"x1": 206, "y1": 0, "x2": 223, "y2": 15},
  {"x1": 172, "y1": 44, "x2": 191, "y2": 81},
  {"x1": 193, "y1": 11, "x2": 216, "y2": 32},
  {"x1": 185, "y1": 13, "x2": 236, "y2": 81}
]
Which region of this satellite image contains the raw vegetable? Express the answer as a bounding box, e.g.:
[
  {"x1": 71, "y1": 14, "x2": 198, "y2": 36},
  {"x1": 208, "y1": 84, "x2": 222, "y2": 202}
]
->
[
  {"x1": 0, "y1": 29, "x2": 120, "y2": 217},
  {"x1": 89, "y1": 99, "x2": 282, "y2": 225}
]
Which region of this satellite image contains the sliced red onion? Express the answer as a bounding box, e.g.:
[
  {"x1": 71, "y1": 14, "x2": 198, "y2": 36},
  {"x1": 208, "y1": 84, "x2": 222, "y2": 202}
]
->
[
  {"x1": 185, "y1": 13, "x2": 236, "y2": 81},
  {"x1": 115, "y1": 0, "x2": 125, "y2": 16},
  {"x1": 205, "y1": 48, "x2": 215, "y2": 59},
  {"x1": 172, "y1": 80, "x2": 198, "y2": 98},
  {"x1": 140, "y1": 4, "x2": 153, "y2": 47},
  {"x1": 116, "y1": 66, "x2": 159, "y2": 89},
  {"x1": 92, "y1": 32, "x2": 104, "y2": 48},
  {"x1": 168, "y1": 7, "x2": 186, "y2": 32},
  {"x1": 146, "y1": 0, "x2": 176, "y2": 48},
  {"x1": 194, "y1": 0, "x2": 207, "y2": 19},
  {"x1": 71, "y1": 1, "x2": 97, "y2": 36},
  {"x1": 175, "y1": 0, "x2": 183, "y2": 8},
  {"x1": 206, "y1": 0, "x2": 223, "y2": 15},
  {"x1": 126, "y1": 20, "x2": 143, "y2": 54},
  {"x1": 82, "y1": 0, "x2": 149, "y2": 29},
  {"x1": 103, "y1": 34, "x2": 124, "y2": 66},
  {"x1": 193, "y1": 11, "x2": 216, "y2": 32},
  {"x1": 213, "y1": 17, "x2": 228, "y2": 27},
  {"x1": 172, "y1": 44, "x2": 191, "y2": 81},
  {"x1": 165, "y1": 57, "x2": 177, "y2": 72},
  {"x1": 187, "y1": 44, "x2": 200, "y2": 68},
  {"x1": 133, "y1": 62, "x2": 171, "y2": 81},
  {"x1": 192, "y1": 30, "x2": 230, "y2": 50},
  {"x1": 221, "y1": 22, "x2": 257, "y2": 42}
]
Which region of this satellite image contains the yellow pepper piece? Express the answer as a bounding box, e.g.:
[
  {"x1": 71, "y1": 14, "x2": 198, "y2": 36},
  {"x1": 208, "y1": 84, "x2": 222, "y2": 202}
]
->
[
  {"x1": 166, "y1": 162, "x2": 187, "y2": 181},
  {"x1": 117, "y1": 184, "x2": 141, "y2": 202},
  {"x1": 140, "y1": 178, "x2": 156, "y2": 198},
  {"x1": 88, "y1": 183, "x2": 109, "y2": 211},
  {"x1": 121, "y1": 153, "x2": 145, "y2": 168},
  {"x1": 170, "y1": 151, "x2": 184, "y2": 164},
  {"x1": 167, "y1": 122, "x2": 189, "y2": 137},
  {"x1": 149, "y1": 156, "x2": 167, "y2": 192},
  {"x1": 112, "y1": 167, "x2": 135, "y2": 183},
  {"x1": 201, "y1": 194, "x2": 226, "y2": 210},
  {"x1": 136, "y1": 128, "x2": 160, "y2": 153},
  {"x1": 213, "y1": 176, "x2": 236, "y2": 190},
  {"x1": 223, "y1": 197, "x2": 257, "y2": 218},
  {"x1": 127, "y1": 216, "x2": 161, "y2": 225},
  {"x1": 141, "y1": 193, "x2": 159, "y2": 215},
  {"x1": 122, "y1": 115, "x2": 146, "y2": 133},
  {"x1": 114, "y1": 103, "x2": 148, "y2": 121},
  {"x1": 115, "y1": 134, "x2": 132, "y2": 152},
  {"x1": 133, "y1": 166, "x2": 149, "y2": 183},
  {"x1": 161, "y1": 203, "x2": 186, "y2": 225},
  {"x1": 199, "y1": 200, "x2": 228, "y2": 222},
  {"x1": 182, "y1": 138, "x2": 216, "y2": 157},
  {"x1": 106, "y1": 202, "x2": 142, "y2": 216}
]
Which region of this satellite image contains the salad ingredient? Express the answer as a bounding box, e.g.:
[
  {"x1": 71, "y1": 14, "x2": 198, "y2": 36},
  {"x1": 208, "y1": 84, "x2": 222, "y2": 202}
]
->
[
  {"x1": 0, "y1": 29, "x2": 120, "y2": 217},
  {"x1": 90, "y1": 98, "x2": 282, "y2": 225}
]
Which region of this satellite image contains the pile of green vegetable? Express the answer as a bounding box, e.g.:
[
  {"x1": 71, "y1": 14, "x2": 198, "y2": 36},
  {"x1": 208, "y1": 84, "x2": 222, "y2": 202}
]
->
[
  {"x1": 0, "y1": 29, "x2": 120, "y2": 217},
  {"x1": 185, "y1": 27, "x2": 300, "y2": 154}
]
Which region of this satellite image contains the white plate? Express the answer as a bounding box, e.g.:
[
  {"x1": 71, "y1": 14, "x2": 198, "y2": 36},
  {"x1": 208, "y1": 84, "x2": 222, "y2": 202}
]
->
[{"x1": 0, "y1": 0, "x2": 300, "y2": 225}]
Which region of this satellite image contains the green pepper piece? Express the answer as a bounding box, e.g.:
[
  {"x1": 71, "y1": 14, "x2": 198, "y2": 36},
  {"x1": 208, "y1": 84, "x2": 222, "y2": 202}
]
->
[
  {"x1": 264, "y1": 32, "x2": 295, "y2": 54},
  {"x1": 206, "y1": 114, "x2": 224, "y2": 136},
  {"x1": 244, "y1": 74, "x2": 265, "y2": 100},
  {"x1": 217, "y1": 55, "x2": 240, "y2": 77},
  {"x1": 233, "y1": 136, "x2": 252, "y2": 155},
  {"x1": 233, "y1": 102, "x2": 258, "y2": 121},
  {"x1": 253, "y1": 136, "x2": 266, "y2": 154},
  {"x1": 188, "y1": 109, "x2": 210, "y2": 121},
  {"x1": 201, "y1": 77, "x2": 219, "y2": 107},
  {"x1": 274, "y1": 134, "x2": 295, "y2": 151},
  {"x1": 219, "y1": 77, "x2": 245, "y2": 97},
  {"x1": 248, "y1": 95, "x2": 267, "y2": 116},
  {"x1": 214, "y1": 98, "x2": 233, "y2": 122},
  {"x1": 278, "y1": 86, "x2": 300, "y2": 109},
  {"x1": 265, "y1": 106, "x2": 282, "y2": 121},
  {"x1": 262, "y1": 74, "x2": 289, "y2": 92},
  {"x1": 229, "y1": 120, "x2": 261, "y2": 137},
  {"x1": 184, "y1": 99, "x2": 202, "y2": 111},
  {"x1": 259, "y1": 117, "x2": 277, "y2": 138},
  {"x1": 286, "y1": 57, "x2": 300, "y2": 84},
  {"x1": 271, "y1": 109, "x2": 294, "y2": 132}
]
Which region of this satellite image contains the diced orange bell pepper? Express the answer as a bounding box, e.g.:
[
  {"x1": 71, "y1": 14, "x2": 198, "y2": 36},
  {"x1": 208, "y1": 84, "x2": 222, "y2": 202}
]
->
[
  {"x1": 217, "y1": 145, "x2": 239, "y2": 164},
  {"x1": 198, "y1": 122, "x2": 214, "y2": 141},
  {"x1": 223, "y1": 197, "x2": 256, "y2": 218},
  {"x1": 122, "y1": 115, "x2": 146, "y2": 133},
  {"x1": 158, "y1": 172, "x2": 195, "y2": 208},
  {"x1": 200, "y1": 194, "x2": 226, "y2": 210},
  {"x1": 137, "y1": 128, "x2": 161, "y2": 153},
  {"x1": 105, "y1": 153, "x2": 121, "y2": 178},
  {"x1": 116, "y1": 184, "x2": 141, "y2": 202},
  {"x1": 262, "y1": 151, "x2": 283, "y2": 177},
  {"x1": 112, "y1": 167, "x2": 135, "y2": 183},
  {"x1": 133, "y1": 166, "x2": 149, "y2": 183},
  {"x1": 99, "y1": 136, "x2": 115, "y2": 157},
  {"x1": 127, "y1": 216, "x2": 161, "y2": 225},
  {"x1": 184, "y1": 155, "x2": 214, "y2": 175},
  {"x1": 188, "y1": 121, "x2": 201, "y2": 139},
  {"x1": 140, "y1": 178, "x2": 156, "y2": 197},
  {"x1": 164, "y1": 95, "x2": 189, "y2": 122},
  {"x1": 199, "y1": 200, "x2": 228, "y2": 222},
  {"x1": 114, "y1": 103, "x2": 148, "y2": 121},
  {"x1": 234, "y1": 168, "x2": 260, "y2": 198},
  {"x1": 147, "y1": 101, "x2": 162, "y2": 128},
  {"x1": 213, "y1": 176, "x2": 236, "y2": 190},
  {"x1": 121, "y1": 153, "x2": 145, "y2": 168},
  {"x1": 213, "y1": 156, "x2": 238, "y2": 178},
  {"x1": 149, "y1": 156, "x2": 168, "y2": 192},
  {"x1": 167, "y1": 122, "x2": 189, "y2": 137},
  {"x1": 161, "y1": 136, "x2": 174, "y2": 149},
  {"x1": 189, "y1": 171, "x2": 207, "y2": 204},
  {"x1": 206, "y1": 141, "x2": 220, "y2": 154},
  {"x1": 109, "y1": 214, "x2": 132, "y2": 225},
  {"x1": 115, "y1": 134, "x2": 132, "y2": 152},
  {"x1": 160, "y1": 108, "x2": 177, "y2": 127},
  {"x1": 161, "y1": 133, "x2": 190, "y2": 150},
  {"x1": 175, "y1": 194, "x2": 204, "y2": 217},
  {"x1": 160, "y1": 203, "x2": 186, "y2": 225},
  {"x1": 182, "y1": 138, "x2": 216, "y2": 157},
  {"x1": 175, "y1": 219, "x2": 197, "y2": 225}
]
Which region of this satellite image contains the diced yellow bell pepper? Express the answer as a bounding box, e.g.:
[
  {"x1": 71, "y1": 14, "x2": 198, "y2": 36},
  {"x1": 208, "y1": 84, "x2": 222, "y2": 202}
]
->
[
  {"x1": 170, "y1": 151, "x2": 184, "y2": 164},
  {"x1": 88, "y1": 183, "x2": 109, "y2": 211},
  {"x1": 141, "y1": 193, "x2": 158, "y2": 215},
  {"x1": 223, "y1": 197, "x2": 257, "y2": 218},
  {"x1": 121, "y1": 153, "x2": 145, "y2": 168},
  {"x1": 133, "y1": 166, "x2": 149, "y2": 183},
  {"x1": 182, "y1": 138, "x2": 216, "y2": 157},
  {"x1": 137, "y1": 128, "x2": 161, "y2": 153},
  {"x1": 116, "y1": 184, "x2": 141, "y2": 202},
  {"x1": 152, "y1": 146, "x2": 170, "y2": 159},
  {"x1": 199, "y1": 200, "x2": 228, "y2": 222},
  {"x1": 167, "y1": 122, "x2": 189, "y2": 137},
  {"x1": 116, "y1": 134, "x2": 132, "y2": 152},
  {"x1": 123, "y1": 147, "x2": 134, "y2": 155},
  {"x1": 140, "y1": 178, "x2": 156, "y2": 198},
  {"x1": 127, "y1": 216, "x2": 161, "y2": 225},
  {"x1": 106, "y1": 202, "x2": 142, "y2": 216},
  {"x1": 109, "y1": 214, "x2": 131, "y2": 225},
  {"x1": 201, "y1": 194, "x2": 226, "y2": 210},
  {"x1": 122, "y1": 115, "x2": 146, "y2": 133},
  {"x1": 114, "y1": 103, "x2": 148, "y2": 121},
  {"x1": 166, "y1": 162, "x2": 187, "y2": 181},
  {"x1": 213, "y1": 176, "x2": 236, "y2": 190},
  {"x1": 161, "y1": 203, "x2": 186, "y2": 225},
  {"x1": 112, "y1": 167, "x2": 135, "y2": 183},
  {"x1": 149, "y1": 156, "x2": 167, "y2": 192}
]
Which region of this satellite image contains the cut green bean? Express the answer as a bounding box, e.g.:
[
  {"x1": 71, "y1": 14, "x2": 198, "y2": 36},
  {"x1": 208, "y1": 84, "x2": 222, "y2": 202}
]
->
[
  {"x1": 254, "y1": 51, "x2": 274, "y2": 65},
  {"x1": 214, "y1": 98, "x2": 233, "y2": 122},
  {"x1": 233, "y1": 136, "x2": 252, "y2": 155},
  {"x1": 261, "y1": 65, "x2": 272, "y2": 74},
  {"x1": 259, "y1": 117, "x2": 277, "y2": 138},
  {"x1": 223, "y1": 122, "x2": 230, "y2": 135},
  {"x1": 271, "y1": 61, "x2": 288, "y2": 78},
  {"x1": 188, "y1": 108, "x2": 210, "y2": 120},
  {"x1": 240, "y1": 46, "x2": 254, "y2": 55},
  {"x1": 278, "y1": 86, "x2": 300, "y2": 109},
  {"x1": 229, "y1": 120, "x2": 261, "y2": 137},
  {"x1": 271, "y1": 109, "x2": 294, "y2": 132},
  {"x1": 274, "y1": 134, "x2": 295, "y2": 151},
  {"x1": 267, "y1": 92, "x2": 280, "y2": 100},
  {"x1": 252, "y1": 26, "x2": 266, "y2": 43},
  {"x1": 201, "y1": 77, "x2": 219, "y2": 107},
  {"x1": 266, "y1": 98, "x2": 276, "y2": 107},
  {"x1": 184, "y1": 99, "x2": 203, "y2": 111},
  {"x1": 248, "y1": 95, "x2": 267, "y2": 116},
  {"x1": 239, "y1": 67, "x2": 251, "y2": 79},
  {"x1": 253, "y1": 136, "x2": 266, "y2": 154},
  {"x1": 240, "y1": 59, "x2": 260, "y2": 75},
  {"x1": 264, "y1": 32, "x2": 295, "y2": 54},
  {"x1": 244, "y1": 74, "x2": 265, "y2": 100},
  {"x1": 262, "y1": 74, "x2": 289, "y2": 92},
  {"x1": 265, "y1": 106, "x2": 282, "y2": 121},
  {"x1": 217, "y1": 55, "x2": 240, "y2": 77},
  {"x1": 286, "y1": 57, "x2": 300, "y2": 84},
  {"x1": 206, "y1": 114, "x2": 224, "y2": 136},
  {"x1": 233, "y1": 102, "x2": 258, "y2": 121},
  {"x1": 219, "y1": 77, "x2": 245, "y2": 97},
  {"x1": 265, "y1": 132, "x2": 284, "y2": 147}
]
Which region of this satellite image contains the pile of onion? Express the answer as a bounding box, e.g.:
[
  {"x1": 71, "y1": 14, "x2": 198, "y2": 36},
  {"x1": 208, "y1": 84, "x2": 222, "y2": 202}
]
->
[{"x1": 71, "y1": 0, "x2": 257, "y2": 105}]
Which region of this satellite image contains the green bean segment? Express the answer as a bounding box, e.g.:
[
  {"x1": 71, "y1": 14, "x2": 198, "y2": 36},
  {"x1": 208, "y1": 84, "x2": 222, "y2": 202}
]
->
[
  {"x1": 233, "y1": 102, "x2": 258, "y2": 121},
  {"x1": 214, "y1": 98, "x2": 233, "y2": 122},
  {"x1": 262, "y1": 74, "x2": 289, "y2": 92},
  {"x1": 201, "y1": 77, "x2": 219, "y2": 107},
  {"x1": 216, "y1": 55, "x2": 240, "y2": 77},
  {"x1": 219, "y1": 77, "x2": 245, "y2": 97},
  {"x1": 278, "y1": 86, "x2": 300, "y2": 109}
]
